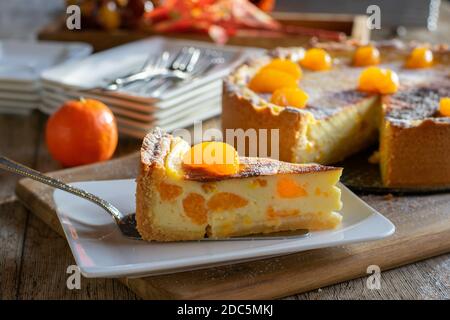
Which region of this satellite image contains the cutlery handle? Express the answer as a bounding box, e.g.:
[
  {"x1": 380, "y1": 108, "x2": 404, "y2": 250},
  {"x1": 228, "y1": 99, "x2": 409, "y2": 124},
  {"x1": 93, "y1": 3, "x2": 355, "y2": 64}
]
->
[
  {"x1": 106, "y1": 70, "x2": 169, "y2": 90},
  {"x1": 104, "y1": 71, "x2": 154, "y2": 90},
  {"x1": 0, "y1": 156, "x2": 124, "y2": 223},
  {"x1": 114, "y1": 70, "x2": 155, "y2": 86},
  {"x1": 105, "y1": 70, "x2": 185, "y2": 91}
]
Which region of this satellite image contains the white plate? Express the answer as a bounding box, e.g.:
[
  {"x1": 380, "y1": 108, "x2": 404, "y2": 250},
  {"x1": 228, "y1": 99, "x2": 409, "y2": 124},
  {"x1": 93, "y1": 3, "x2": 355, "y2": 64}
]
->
[
  {"x1": 53, "y1": 179, "x2": 395, "y2": 278},
  {"x1": 0, "y1": 81, "x2": 38, "y2": 92},
  {"x1": 41, "y1": 78, "x2": 224, "y2": 111},
  {"x1": 0, "y1": 40, "x2": 92, "y2": 82},
  {"x1": 0, "y1": 99, "x2": 38, "y2": 109},
  {"x1": 115, "y1": 96, "x2": 222, "y2": 130},
  {"x1": 41, "y1": 97, "x2": 221, "y2": 137},
  {"x1": 41, "y1": 85, "x2": 222, "y2": 123},
  {"x1": 0, "y1": 90, "x2": 40, "y2": 101},
  {"x1": 41, "y1": 81, "x2": 221, "y2": 115},
  {"x1": 41, "y1": 37, "x2": 261, "y2": 101},
  {"x1": 0, "y1": 105, "x2": 32, "y2": 115}
]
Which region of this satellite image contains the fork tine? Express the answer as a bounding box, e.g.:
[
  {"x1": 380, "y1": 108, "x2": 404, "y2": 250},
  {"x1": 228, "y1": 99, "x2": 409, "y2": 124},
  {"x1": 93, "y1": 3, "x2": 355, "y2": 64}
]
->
[
  {"x1": 169, "y1": 48, "x2": 186, "y2": 70},
  {"x1": 186, "y1": 48, "x2": 201, "y2": 72},
  {"x1": 139, "y1": 53, "x2": 155, "y2": 72},
  {"x1": 174, "y1": 47, "x2": 194, "y2": 71},
  {"x1": 156, "y1": 51, "x2": 170, "y2": 69}
]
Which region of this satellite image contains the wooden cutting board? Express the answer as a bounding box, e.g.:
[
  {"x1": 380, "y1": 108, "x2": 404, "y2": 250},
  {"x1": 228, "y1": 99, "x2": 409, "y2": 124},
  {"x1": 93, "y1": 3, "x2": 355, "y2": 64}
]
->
[
  {"x1": 15, "y1": 152, "x2": 450, "y2": 299},
  {"x1": 38, "y1": 13, "x2": 369, "y2": 52}
]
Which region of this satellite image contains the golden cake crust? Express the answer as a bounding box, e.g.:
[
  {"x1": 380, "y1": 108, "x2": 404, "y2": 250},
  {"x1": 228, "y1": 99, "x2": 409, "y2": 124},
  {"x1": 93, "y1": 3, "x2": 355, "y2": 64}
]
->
[
  {"x1": 136, "y1": 127, "x2": 179, "y2": 241},
  {"x1": 380, "y1": 84, "x2": 450, "y2": 187},
  {"x1": 222, "y1": 87, "x2": 302, "y2": 162}
]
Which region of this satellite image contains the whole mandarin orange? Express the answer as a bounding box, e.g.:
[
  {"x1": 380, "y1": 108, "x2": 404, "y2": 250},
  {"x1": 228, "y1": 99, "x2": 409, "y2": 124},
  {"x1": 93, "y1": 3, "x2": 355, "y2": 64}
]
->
[
  {"x1": 45, "y1": 98, "x2": 118, "y2": 167},
  {"x1": 97, "y1": 1, "x2": 121, "y2": 31}
]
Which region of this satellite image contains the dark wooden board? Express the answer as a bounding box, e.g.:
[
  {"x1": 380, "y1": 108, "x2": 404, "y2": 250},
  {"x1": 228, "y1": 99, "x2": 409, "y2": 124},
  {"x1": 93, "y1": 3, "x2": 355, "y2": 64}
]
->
[
  {"x1": 339, "y1": 147, "x2": 450, "y2": 195},
  {"x1": 15, "y1": 151, "x2": 450, "y2": 299},
  {"x1": 37, "y1": 13, "x2": 369, "y2": 52}
]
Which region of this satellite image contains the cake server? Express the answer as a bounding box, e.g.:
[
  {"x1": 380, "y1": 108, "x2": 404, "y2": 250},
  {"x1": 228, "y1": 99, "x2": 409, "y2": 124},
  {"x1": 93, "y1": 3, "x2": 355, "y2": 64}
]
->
[{"x1": 0, "y1": 156, "x2": 309, "y2": 241}]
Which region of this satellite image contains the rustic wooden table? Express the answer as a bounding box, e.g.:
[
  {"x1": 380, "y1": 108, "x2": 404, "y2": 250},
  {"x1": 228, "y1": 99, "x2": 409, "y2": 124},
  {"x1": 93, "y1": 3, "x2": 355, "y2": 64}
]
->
[
  {"x1": 0, "y1": 112, "x2": 449, "y2": 300},
  {"x1": 0, "y1": 0, "x2": 449, "y2": 300}
]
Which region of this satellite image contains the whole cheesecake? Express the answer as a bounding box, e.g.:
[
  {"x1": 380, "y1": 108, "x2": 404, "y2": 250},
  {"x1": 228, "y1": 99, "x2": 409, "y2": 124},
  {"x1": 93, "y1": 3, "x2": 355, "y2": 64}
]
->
[
  {"x1": 222, "y1": 41, "x2": 450, "y2": 187},
  {"x1": 136, "y1": 128, "x2": 342, "y2": 241}
]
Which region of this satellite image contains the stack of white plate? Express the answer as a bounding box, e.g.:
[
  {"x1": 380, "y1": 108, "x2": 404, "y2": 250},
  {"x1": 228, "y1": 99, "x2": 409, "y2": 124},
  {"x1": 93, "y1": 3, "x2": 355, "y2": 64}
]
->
[
  {"x1": 0, "y1": 40, "x2": 92, "y2": 114},
  {"x1": 40, "y1": 37, "x2": 260, "y2": 138}
]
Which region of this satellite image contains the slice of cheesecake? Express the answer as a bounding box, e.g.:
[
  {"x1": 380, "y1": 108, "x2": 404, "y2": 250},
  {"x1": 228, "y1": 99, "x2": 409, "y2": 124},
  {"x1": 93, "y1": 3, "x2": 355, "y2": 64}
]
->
[{"x1": 136, "y1": 128, "x2": 343, "y2": 241}]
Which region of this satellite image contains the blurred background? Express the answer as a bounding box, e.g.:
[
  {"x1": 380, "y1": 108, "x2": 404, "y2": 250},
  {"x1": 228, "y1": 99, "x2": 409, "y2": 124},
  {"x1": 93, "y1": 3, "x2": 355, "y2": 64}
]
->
[{"x1": 0, "y1": 0, "x2": 448, "y2": 43}]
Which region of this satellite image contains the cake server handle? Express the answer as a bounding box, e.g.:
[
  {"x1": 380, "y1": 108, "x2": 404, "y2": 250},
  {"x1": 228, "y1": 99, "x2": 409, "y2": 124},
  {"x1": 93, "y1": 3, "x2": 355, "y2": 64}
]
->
[{"x1": 0, "y1": 156, "x2": 125, "y2": 224}]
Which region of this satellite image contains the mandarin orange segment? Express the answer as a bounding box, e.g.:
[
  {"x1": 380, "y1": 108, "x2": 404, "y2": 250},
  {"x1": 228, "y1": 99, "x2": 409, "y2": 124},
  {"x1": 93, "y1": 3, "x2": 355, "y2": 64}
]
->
[
  {"x1": 377, "y1": 69, "x2": 400, "y2": 94},
  {"x1": 299, "y1": 48, "x2": 332, "y2": 71},
  {"x1": 358, "y1": 66, "x2": 399, "y2": 94},
  {"x1": 353, "y1": 45, "x2": 380, "y2": 67},
  {"x1": 276, "y1": 176, "x2": 308, "y2": 198},
  {"x1": 357, "y1": 66, "x2": 381, "y2": 92},
  {"x1": 182, "y1": 141, "x2": 240, "y2": 176},
  {"x1": 250, "y1": 178, "x2": 268, "y2": 188},
  {"x1": 201, "y1": 183, "x2": 217, "y2": 194},
  {"x1": 270, "y1": 87, "x2": 309, "y2": 108},
  {"x1": 405, "y1": 47, "x2": 434, "y2": 69},
  {"x1": 267, "y1": 206, "x2": 300, "y2": 219},
  {"x1": 248, "y1": 68, "x2": 298, "y2": 93},
  {"x1": 261, "y1": 58, "x2": 302, "y2": 80},
  {"x1": 207, "y1": 192, "x2": 249, "y2": 212},
  {"x1": 157, "y1": 181, "x2": 183, "y2": 201},
  {"x1": 440, "y1": 97, "x2": 450, "y2": 117},
  {"x1": 182, "y1": 193, "x2": 208, "y2": 225},
  {"x1": 315, "y1": 187, "x2": 321, "y2": 196}
]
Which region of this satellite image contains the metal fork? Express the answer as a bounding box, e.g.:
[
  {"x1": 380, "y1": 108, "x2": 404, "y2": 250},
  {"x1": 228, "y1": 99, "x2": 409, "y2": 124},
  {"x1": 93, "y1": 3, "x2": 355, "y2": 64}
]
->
[
  {"x1": 0, "y1": 156, "x2": 309, "y2": 241},
  {"x1": 139, "y1": 47, "x2": 202, "y2": 94},
  {"x1": 104, "y1": 47, "x2": 200, "y2": 91},
  {"x1": 148, "y1": 49, "x2": 223, "y2": 98},
  {"x1": 103, "y1": 51, "x2": 170, "y2": 91}
]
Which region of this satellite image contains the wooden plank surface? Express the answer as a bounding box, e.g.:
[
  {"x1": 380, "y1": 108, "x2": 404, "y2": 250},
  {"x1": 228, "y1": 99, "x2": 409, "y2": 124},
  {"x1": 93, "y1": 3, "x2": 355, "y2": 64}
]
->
[
  {"x1": 13, "y1": 124, "x2": 450, "y2": 299},
  {"x1": 0, "y1": 112, "x2": 42, "y2": 203},
  {"x1": 38, "y1": 13, "x2": 367, "y2": 52},
  {"x1": 0, "y1": 112, "x2": 449, "y2": 299},
  {"x1": 1, "y1": 0, "x2": 450, "y2": 299}
]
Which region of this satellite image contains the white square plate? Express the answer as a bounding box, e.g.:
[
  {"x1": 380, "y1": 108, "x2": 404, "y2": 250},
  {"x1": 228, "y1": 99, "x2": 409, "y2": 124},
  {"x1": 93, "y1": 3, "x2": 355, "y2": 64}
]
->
[
  {"x1": 53, "y1": 179, "x2": 395, "y2": 278},
  {"x1": 0, "y1": 40, "x2": 92, "y2": 82},
  {"x1": 41, "y1": 37, "x2": 262, "y2": 101}
]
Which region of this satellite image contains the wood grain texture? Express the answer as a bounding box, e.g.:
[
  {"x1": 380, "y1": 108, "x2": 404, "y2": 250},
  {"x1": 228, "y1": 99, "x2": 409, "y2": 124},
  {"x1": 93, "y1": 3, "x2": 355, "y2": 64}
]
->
[
  {"x1": 11, "y1": 126, "x2": 139, "y2": 300},
  {"x1": 0, "y1": 103, "x2": 449, "y2": 301},
  {"x1": 1, "y1": 0, "x2": 450, "y2": 298},
  {"x1": 16, "y1": 214, "x2": 137, "y2": 300},
  {"x1": 37, "y1": 13, "x2": 368, "y2": 52},
  {"x1": 0, "y1": 202, "x2": 29, "y2": 299},
  {"x1": 0, "y1": 112, "x2": 41, "y2": 299},
  {"x1": 0, "y1": 111, "x2": 42, "y2": 203},
  {"x1": 15, "y1": 149, "x2": 450, "y2": 299}
]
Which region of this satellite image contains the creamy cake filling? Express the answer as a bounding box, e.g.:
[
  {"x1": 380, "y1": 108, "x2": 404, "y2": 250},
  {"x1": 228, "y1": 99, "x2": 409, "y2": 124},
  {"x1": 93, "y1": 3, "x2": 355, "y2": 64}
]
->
[{"x1": 137, "y1": 131, "x2": 343, "y2": 241}]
